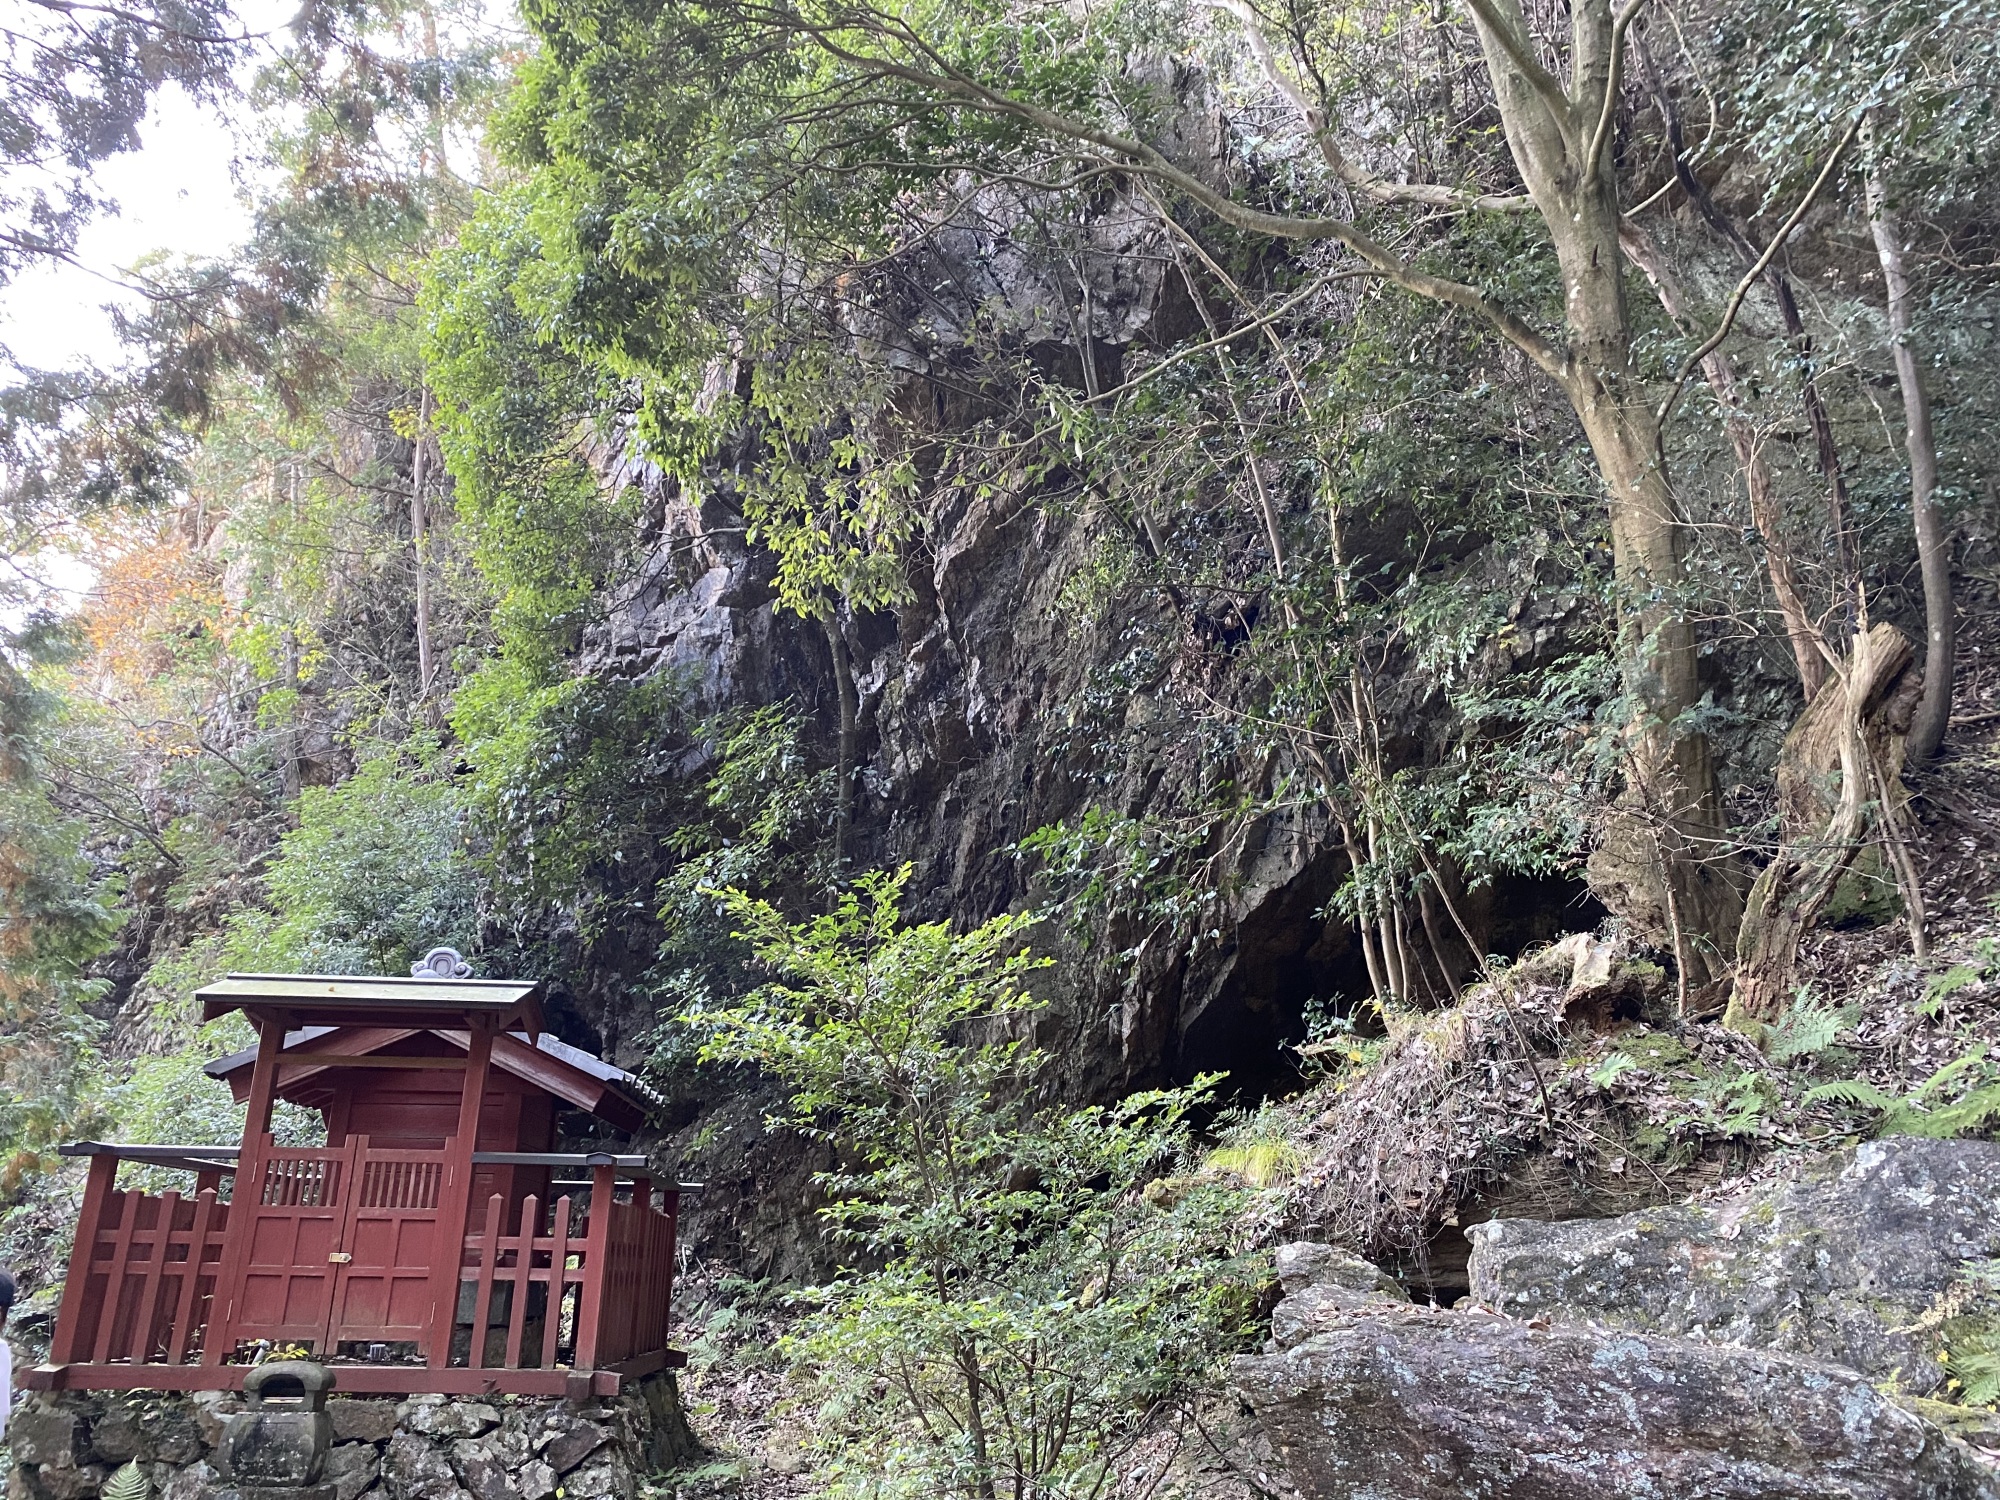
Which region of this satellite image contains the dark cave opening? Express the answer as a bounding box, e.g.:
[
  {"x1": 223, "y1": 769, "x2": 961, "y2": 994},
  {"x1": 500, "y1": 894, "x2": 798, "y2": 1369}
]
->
[{"x1": 1172, "y1": 859, "x2": 1607, "y2": 1101}]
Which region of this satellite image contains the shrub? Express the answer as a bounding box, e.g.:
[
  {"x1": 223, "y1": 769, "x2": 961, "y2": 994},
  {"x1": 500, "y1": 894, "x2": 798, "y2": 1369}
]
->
[{"x1": 694, "y1": 869, "x2": 1262, "y2": 1499}]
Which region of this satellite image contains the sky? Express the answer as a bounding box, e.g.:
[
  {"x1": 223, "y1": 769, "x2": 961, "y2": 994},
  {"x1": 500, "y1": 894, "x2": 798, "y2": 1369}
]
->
[
  {"x1": 0, "y1": 0, "x2": 512, "y2": 622},
  {"x1": 0, "y1": 0, "x2": 300, "y2": 374},
  {"x1": 0, "y1": 92, "x2": 262, "y2": 373},
  {"x1": 0, "y1": 1, "x2": 304, "y2": 620}
]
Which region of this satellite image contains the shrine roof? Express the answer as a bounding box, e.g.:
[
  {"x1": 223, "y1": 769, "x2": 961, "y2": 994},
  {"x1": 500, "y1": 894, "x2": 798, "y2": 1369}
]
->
[
  {"x1": 195, "y1": 972, "x2": 545, "y2": 1032},
  {"x1": 202, "y1": 1023, "x2": 661, "y2": 1128}
]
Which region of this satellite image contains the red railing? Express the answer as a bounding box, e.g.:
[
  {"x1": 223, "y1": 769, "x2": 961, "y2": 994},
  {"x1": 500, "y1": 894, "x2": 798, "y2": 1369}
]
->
[
  {"x1": 50, "y1": 1171, "x2": 231, "y2": 1367},
  {"x1": 40, "y1": 1143, "x2": 688, "y2": 1395},
  {"x1": 583, "y1": 1178, "x2": 680, "y2": 1368},
  {"x1": 457, "y1": 1171, "x2": 680, "y2": 1375}
]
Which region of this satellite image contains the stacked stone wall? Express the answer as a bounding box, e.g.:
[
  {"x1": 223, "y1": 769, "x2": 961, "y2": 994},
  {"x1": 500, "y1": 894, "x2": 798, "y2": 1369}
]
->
[{"x1": 6, "y1": 1375, "x2": 694, "y2": 1500}]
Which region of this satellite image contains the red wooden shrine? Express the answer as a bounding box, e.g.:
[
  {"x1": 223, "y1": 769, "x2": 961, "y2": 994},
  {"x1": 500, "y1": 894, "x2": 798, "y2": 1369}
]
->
[{"x1": 31, "y1": 966, "x2": 688, "y2": 1399}]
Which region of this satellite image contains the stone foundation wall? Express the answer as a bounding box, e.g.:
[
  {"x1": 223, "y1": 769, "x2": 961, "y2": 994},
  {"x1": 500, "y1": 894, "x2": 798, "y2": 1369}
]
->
[{"x1": 6, "y1": 1375, "x2": 695, "y2": 1500}]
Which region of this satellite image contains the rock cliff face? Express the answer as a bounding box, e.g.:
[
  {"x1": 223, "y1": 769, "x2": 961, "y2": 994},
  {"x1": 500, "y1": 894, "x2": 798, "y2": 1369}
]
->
[
  {"x1": 585, "y1": 447, "x2": 1361, "y2": 1098},
  {"x1": 570, "y1": 221, "x2": 1601, "y2": 1107},
  {"x1": 1234, "y1": 1139, "x2": 2000, "y2": 1500}
]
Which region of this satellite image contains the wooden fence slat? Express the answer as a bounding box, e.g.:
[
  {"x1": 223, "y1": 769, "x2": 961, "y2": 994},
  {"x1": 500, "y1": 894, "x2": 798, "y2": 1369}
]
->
[
  {"x1": 574, "y1": 1165, "x2": 612, "y2": 1370},
  {"x1": 505, "y1": 1195, "x2": 536, "y2": 1369},
  {"x1": 52, "y1": 1154, "x2": 117, "y2": 1364},
  {"x1": 166, "y1": 1189, "x2": 219, "y2": 1363},
  {"x1": 92, "y1": 1190, "x2": 142, "y2": 1364},
  {"x1": 130, "y1": 1191, "x2": 180, "y2": 1362},
  {"x1": 546, "y1": 1195, "x2": 572, "y2": 1367},
  {"x1": 468, "y1": 1194, "x2": 504, "y2": 1369}
]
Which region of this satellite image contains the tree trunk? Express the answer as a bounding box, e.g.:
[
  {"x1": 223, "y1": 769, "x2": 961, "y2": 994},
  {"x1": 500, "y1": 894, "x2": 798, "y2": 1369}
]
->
[
  {"x1": 411, "y1": 385, "x2": 436, "y2": 701},
  {"x1": 1865, "y1": 155, "x2": 1952, "y2": 762},
  {"x1": 1466, "y1": 0, "x2": 1743, "y2": 979},
  {"x1": 1621, "y1": 227, "x2": 1827, "y2": 698},
  {"x1": 1634, "y1": 35, "x2": 1858, "y2": 613},
  {"x1": 1570, "y1": 379, "x2": 1743, "y2": 978},
  {"x1": 824, "y1": 611, "x2": 858, "y2": 864},
  {"x1": 280, "y1": 628, "x2": 302, "y2": 801},
  {"x1": 1727, "y1": 622, "x2": 1921, "y2": 1030}
]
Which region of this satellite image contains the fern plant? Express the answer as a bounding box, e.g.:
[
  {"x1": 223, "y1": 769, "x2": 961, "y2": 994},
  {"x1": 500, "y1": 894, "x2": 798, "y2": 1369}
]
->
[
  {"x1": 1800, "y1": 1077, "x2": 1900, "y2": 1110},
  {"x1": 1202, "y1": 1104, "x2": 1308, "y2": 1187},
  {"x1": 103, "y1": 1462, "x2": 150, "y2": 1500},
  {"x1": 1588, "y1": 1051, "x2": 1639, "y2": 1087},
  {"x1": 1920, "y1": 939, "x2": 2000, "y2": 1019},
  {"x1": 1767, "y1": 988, "x2": 1857, "y2": 1064},
  {"x1": 1946, "y1": 1330, "x2": 2000, "y2": 1407},
  {"x1": 1203, "y1": 1140, "x2": 1307, "y2": 1188},
  {"x1": 1802, "y1": 1047, "x2": 2000, "y2": 1137}
]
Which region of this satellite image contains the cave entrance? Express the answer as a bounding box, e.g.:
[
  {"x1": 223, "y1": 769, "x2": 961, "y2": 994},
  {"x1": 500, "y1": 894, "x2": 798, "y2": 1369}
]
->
[{"x1": 1172, "y1": 857, "x2": 1605, "y2": 1100}]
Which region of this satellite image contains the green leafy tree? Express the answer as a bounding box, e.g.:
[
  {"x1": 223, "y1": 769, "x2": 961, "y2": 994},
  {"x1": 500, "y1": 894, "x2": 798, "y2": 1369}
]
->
[
  {"x1": 494, "y1": 0, "x2": 1800, "y2": 979},
  {"x1": 696, "y1": 868, "x2": 1260, "y2": 1499},
  {"x1": 1710, "y1": 0, "x2": 2000, "y2": 762},
  {"x1": 0, "y1": 619, "x2": 118, "y2": 1191},
  {"x1": 222, "y1": 740, "x2": 478, "y2": 976}
]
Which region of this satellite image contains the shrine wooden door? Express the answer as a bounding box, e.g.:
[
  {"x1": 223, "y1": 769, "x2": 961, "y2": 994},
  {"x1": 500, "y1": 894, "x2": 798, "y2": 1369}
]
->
[
  {"x1": 231, "y1": 1136, "x2": 358, "y2": 1354},
  {"x1": 324, "y1": 1137, "x2": 445, "y2": 1353}
]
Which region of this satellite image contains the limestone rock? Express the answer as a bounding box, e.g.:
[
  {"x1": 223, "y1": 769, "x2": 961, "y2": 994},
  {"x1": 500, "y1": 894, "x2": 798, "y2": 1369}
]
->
[
  {"x1": 397, "y1": 1402, "x2": 497, "y2": 1442},
  {"x1": 528, "y1": 1415, "x2": 605, "y2": 1475},
  {"x1": 326, "y1": 1399, "x2": 400, "y2": 1445},
  {"x1": 1468, "y1": 1137, "x2": 2000, "y2": 1394},
  {"x1": 1269, "y1": 1282, "x2": 1401, "y2": 1352},
  {"x1": 8, "y1": 1464, "x2": 107, "y2": 1500},
  {"x1": 324, "y1": 1442, "x2": 382, "y2": 1500},
  {"x1": 382, "y1": 1433, "x2": 469, "y2": 1500},
  {"x1": 450, "y1": 1430, "x2": 530, "y2": 1500},
  {"x1": 6, "y1": 1406, "x2": 87, "y2": 1467},
  {"x1": 1266, "y1": 1243, "x2": 1412, "y2": 1350},
  {"x1": 559, "y1": 1457, "x2": 632, "y2": 1500},
  {"x1": 1232, "y1": 1303, "x2": 2000, "y2": 1499},
  {"x1": 89, "y1": 1398, "x2": 201, "y2": 1465},
  {"x1": 1272, "y1": 1242, "x2": 1406, "y2": 1299},
  {"x1": 513, "y1": 1461, "x2": 557, "y2": 1500},
  {"x1": 156, "y1": 1461, "x2": 227, "y2": 1500}
]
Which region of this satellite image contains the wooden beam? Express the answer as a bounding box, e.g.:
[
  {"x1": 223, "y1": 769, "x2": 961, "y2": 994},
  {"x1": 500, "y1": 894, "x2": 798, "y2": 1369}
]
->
[
  {"x1": 572, "y1": 1160, "x2": 616, "y2": 1374},
  {"x1": 427, "y1": 1017, "x2": 495, "y2": 1368},
  {"x1": 48, "y1": 1154, "x2": 116, "y2": 1365},
  {"x1": 605, "y1": 1349, "x2": 688, "y2": 1379},
  {"x1": 243, "y1": 1015, "x2": 286, "y2": 1137},
  {"x1": 58, "y1": 1143, "x2": 240, "y2": 1175},
  {"x1": 206, "y1": 1015, "x2": 287, "y2": 1367},
  {"x1": 26, "y1": 1362, "x2": 628, "y2": 1398},
  {"x1": 279, "y1": 1055, "x2": 469, "y2": 1070}
]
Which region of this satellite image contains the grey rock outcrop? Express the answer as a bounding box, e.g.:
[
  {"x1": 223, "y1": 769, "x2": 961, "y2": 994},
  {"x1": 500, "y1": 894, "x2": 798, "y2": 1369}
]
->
[
  {"x1": 1234, "y1": 1141, "x2": 2000, "y2": 1499},
  {"x1": 1234, "y1": 1304, "x2": 2000, "y2": 1500},
  {"x1": 1468, "y1": 1137, "x2": 2000, "y2": 1393},
  {"x1": 1267, "y1": 1241, "x2": 1412, "y2": 1351}
]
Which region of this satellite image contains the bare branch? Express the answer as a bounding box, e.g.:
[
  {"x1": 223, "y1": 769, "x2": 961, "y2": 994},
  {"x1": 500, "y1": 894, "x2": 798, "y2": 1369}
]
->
[
  {"x1": 1582, "y1": 0, "x2": 1649, "y2": 191},
  {"x1": 1656, "y1": 114, "x2": 1861, "y2": 428},
  {"x1": 1202, "y1": 0, "x2": 1537, "y2": 214},
  {"x1": 1458, "y1": 0, "x2": 1574, "y2": 130},
  {"x1": 797, "y1": 21, "x2": 1569, "y2": 376},
  {"x1": 1087, "y1": 266, "x2": 1375, "y2": 407}
]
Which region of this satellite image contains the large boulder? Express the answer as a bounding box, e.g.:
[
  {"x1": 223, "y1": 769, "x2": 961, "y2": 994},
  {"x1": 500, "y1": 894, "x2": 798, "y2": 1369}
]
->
[
  {"x1": 1233, "y1": 1302, "x2": 2000, "y2": 1500},
  {"x1": 1468, "y1": 1137, "x2": 2000, "y2": 1393}
]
